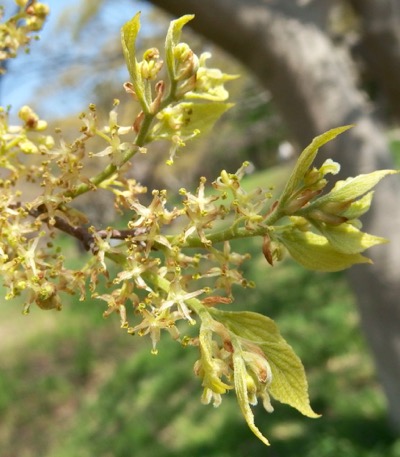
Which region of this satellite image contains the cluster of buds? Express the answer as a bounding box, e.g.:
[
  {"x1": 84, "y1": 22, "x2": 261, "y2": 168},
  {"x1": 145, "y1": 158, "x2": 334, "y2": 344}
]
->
[
  {"x1": 0, "y1": 0, "x2": 49, "y2": 66},
  {"x1": 263, "y1": 127, "x2": 396, "y2": 271},
  {"x1": 122, "y1": 13, "x2": 237, "y2": 163},
  {"x1": 213, "y1": 163, "x2": 269, "y2": 229},
  {"x1": 194, "y1": 316, "x2": 274, "y2": 411},
  {"x1": 0, "y1": 105, "x2": 52, "y2": 176},
  {"x1": 191, "y1": 308, "x2": 319, "y2": 446}
]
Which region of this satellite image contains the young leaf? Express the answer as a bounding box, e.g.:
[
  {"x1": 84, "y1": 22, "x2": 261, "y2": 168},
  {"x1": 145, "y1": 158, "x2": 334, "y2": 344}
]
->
[
  {"x1": 121, "y1": 13, "x2": 148, "y2": 111},
  {"x1": 231, "y1": 337, "x2": 271, "y2": 446},
  {"x1": 165, "y1": 14, "x2": 195, "y2": 82},
  {"x1": 279, "y1": 126, "x2": 353, "y2": 207},
  {"x1": 312, "y1": 222, "x2": 388, "y2": 254},
  {"x1": 317, "y1": 169, "x2": 398, "y2": 204},
  {"x1": 199, "y1": 324, "x2": 232, "y2": 395},
  {"x1": 277, "y1": 228, "x2": 371, "y2": 271},
  {"x1": 211, "y1": 310, "x2": 319, "y2": 418},
  {"x1": 341, "y1": 191, "x2": 373, "y2": 220}
]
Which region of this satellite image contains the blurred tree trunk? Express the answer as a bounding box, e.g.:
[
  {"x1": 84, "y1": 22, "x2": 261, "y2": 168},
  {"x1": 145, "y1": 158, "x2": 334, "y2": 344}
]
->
[
  {"x1": 148, "y1": 0, "x2": 400, "y2": 432},
  {"x1": 348, "y1": 0, "x2": 400, "y2": 119}
]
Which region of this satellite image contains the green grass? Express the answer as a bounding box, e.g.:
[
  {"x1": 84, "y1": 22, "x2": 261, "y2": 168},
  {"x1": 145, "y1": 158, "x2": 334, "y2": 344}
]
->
[
  {"x1": 1, "y1": 170, "x2": 400, "y2": 457},
  {"x1": 2, "y1": 251, "x2": 399, "y2": 456}
]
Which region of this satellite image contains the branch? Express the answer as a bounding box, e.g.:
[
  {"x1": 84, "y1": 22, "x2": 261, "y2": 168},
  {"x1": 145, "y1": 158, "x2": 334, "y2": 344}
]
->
[{"x1": 26, "y1": 204, "x2": 146, "y2": 252}]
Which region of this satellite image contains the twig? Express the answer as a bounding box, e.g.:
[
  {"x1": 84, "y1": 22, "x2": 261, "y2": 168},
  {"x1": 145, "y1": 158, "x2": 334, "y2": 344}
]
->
[{"x1": 19, "y1": 204, "x2": 146, "y2": 252}]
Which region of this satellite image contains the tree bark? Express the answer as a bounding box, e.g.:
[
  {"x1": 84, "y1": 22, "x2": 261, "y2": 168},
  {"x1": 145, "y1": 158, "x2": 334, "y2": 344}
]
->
[
  {"x1": 348, "y1": 0, "x2": 400, "y2": 119},
  {"x1": 149, "y1": 0, "x2": 400, "y2": 432}
]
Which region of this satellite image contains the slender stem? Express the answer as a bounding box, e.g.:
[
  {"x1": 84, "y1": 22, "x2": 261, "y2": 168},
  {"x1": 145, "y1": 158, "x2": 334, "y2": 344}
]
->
[
  {"x1": 64, "y1": 69, "x2": 183, "y2": 202},
  {"x1": 263, "y1": 205, "x2": 286, "y2": 226},
  {"x1": 94, "y1": 129, "x2": 112, "y2": 143},
  {"x1": 172, "y1": 204, "x2": 287, "y2": 249},
  {"x1": 179, "y1": 225, "x2": 266, "y2": 248},
  {"x1": 66, "y1": 112, "x2": 155, "y2": 199}
]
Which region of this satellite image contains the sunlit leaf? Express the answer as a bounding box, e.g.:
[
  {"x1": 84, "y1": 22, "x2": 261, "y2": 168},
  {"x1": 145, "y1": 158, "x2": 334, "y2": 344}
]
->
[
  {"x1": 341, "y1": 191, "x2": 374, "y2": 220},
  {"x1": 121, "y1": 13, "x2": 148, "y2": 110},
  {"x1": 313, "y1": 222, "x2": 388, "y2": 254},
  {"x1": 279, "y1": 126, "x2": 353, "y2": 206},
  {"x1": 212, "y1": 310, "x2": 319, "y2": 418},
  {"x1": 277, "y1": 228, "x2": 371, "y2": 271},
  {"x1": 231, "y1": 337, "x2": 270, "y2": 446},
  {"x1": 318, "y1": 169, "x2": 398, "y2": 204},
  {"x1": 165, "y1": 14, "x2": 195, "y2": 81}
]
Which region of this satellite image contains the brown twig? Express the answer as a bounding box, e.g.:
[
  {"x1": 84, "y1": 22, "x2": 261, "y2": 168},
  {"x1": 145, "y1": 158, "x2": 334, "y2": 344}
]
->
[{"x1": 20, "y1": 204, "x2": 146, "y2": 252}]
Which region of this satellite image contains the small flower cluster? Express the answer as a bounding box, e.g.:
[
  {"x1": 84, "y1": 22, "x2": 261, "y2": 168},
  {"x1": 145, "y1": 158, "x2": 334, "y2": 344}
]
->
[
  {"x1": 194, "y1": 317, "x2": 273, "y2": 412},
  {"x1": 0, "y1": 9, "x2": 247, "y2": 334},
  {"x1": 122, "y1": 13, "x2": 238, "y2": 164},
  {"x1": 189, "y1": 306, "x2": 320, "y2": 446},
  {"x1": 0, "y1": 0, "x2": 49, "y2": 67},
  {"x1": 88, "y1": 169, "x2": 256, "y2": 351},
  {"x1": 213, "y1": 162, "x2": 270, "y2": 229},
  {"x1": 0, "y1": 205, "x2": 84, "y2": 312},
  {"x1": 0, "y1": 100, "x2": 137, "y2": 313}
]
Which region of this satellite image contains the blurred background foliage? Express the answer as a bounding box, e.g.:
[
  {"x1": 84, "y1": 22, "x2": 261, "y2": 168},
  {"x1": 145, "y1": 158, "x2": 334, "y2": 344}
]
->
[
  {"x1": 2, "y1": 234, "x2": 400, "y2": 456},
  {"x1": 1, "y1": 0, "x2": 400, "y2": 456}
]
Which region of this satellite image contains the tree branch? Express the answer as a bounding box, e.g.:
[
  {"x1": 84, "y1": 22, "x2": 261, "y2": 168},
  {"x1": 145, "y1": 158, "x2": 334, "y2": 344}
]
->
[{"x1": 26, "y1": 204, "x2": 145, "y2": 252}]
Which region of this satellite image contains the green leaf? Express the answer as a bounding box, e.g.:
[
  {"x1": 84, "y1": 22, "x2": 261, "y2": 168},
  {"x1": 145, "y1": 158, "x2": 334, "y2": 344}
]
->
[
  {"x1": 313, "y1": 222, "x2": 388, "y2": 254},
  {"x1": 165, "y1": 14, "x2": 195, "y2": 81},
  {"x1": 121, "y1": 13, "x2": 148, "y2": 111},
  {"x1": 151, "y1": 101, "x2": 234, "y2": 141},
  {"x1": 211, "y1": 309, "x2": 319, "y2": 418},
  {"x1": 279, "y1": 126, "x2": 353, "y2": 206},
  {"x1": 341, "y1": 191, "x2": 373, "y2": 220},
  {"x1": 277, "y1": 228, "x2": 371, "y2": 271},
  {"x1": 317, "y1": 169, "x2": 398, "y2": 204},
  {"x1": 231, "y1": 338, "x2": 270, "y2": 446},
  {"x1": 199, "y1": 324, "x2": 232, "y2": 394}
]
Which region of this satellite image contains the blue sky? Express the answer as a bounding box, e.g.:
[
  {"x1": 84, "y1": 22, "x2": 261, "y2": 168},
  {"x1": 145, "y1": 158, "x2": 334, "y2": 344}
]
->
[
  {"x1": 2, "y1": 0, "x2": 153, "y2": 119},
  {"x1": 3, "y1": 0, "x2": 82, "y2": 114}
]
